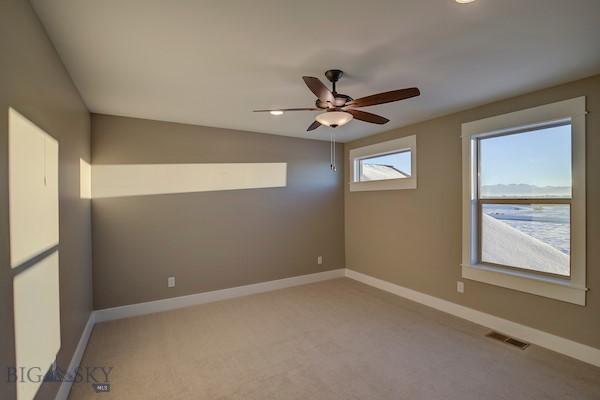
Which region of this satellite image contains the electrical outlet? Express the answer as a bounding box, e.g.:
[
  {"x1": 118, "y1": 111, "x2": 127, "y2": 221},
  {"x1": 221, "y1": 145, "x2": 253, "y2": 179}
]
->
[
  {"x1": 168, "y1": 276, "x2": 176, "y2": 288},
  {"x1": 317, "y1": 256, "x2": 323, "y2": 265},
  {"x1": 457, "y1": 281, "x2": 464, "y2": 293}
]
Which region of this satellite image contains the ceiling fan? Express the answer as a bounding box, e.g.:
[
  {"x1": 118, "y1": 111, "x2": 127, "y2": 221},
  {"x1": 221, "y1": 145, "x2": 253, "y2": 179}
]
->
[{"x1": 254, "y1": 69, "x2": 420, "y2": 131}]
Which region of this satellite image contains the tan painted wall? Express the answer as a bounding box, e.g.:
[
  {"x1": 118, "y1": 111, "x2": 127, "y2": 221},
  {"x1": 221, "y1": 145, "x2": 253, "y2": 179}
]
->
[
  {"x1": 0, "y1": 1, "x2": 93, "y2": 399},
  {"x1": 345, "y1": 75, "x2": 600, "y2": 348},
  {"x1": 91, "y1": 114, "x2": 345, "y2": 309}
]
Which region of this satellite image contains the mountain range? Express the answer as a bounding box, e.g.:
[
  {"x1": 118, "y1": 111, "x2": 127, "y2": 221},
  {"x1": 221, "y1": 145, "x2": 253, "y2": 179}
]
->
[{"x1": 480, "y1": 184, "x2": 571, "y2": 198}]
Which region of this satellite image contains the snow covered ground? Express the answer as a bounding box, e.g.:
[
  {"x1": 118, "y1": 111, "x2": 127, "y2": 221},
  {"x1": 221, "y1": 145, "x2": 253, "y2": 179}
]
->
[
  {"x1": 482, "y1": 213, "x2": 569, "y2": 276},
  {"x1": 360, "y1": 164, "x2": 408, "y2": 181}
]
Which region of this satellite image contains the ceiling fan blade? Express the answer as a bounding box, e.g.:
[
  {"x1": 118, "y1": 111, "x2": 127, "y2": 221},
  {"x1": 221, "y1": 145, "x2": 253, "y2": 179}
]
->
[
  {"x1": 302, "y1": 76, "x2": 334, "y2": 102},
  {"x1": 347, "y1": 109, "x2": 390, "y2": 124},
  {"x1": 253, "y1": 107, "x2": 320, "y2": 112},
  {"x1": 307, "y1": 120, "x2": 321, "y2": 131},
  {"x1": 347, "y1": 87, "x2": 420, "y2": 108}
]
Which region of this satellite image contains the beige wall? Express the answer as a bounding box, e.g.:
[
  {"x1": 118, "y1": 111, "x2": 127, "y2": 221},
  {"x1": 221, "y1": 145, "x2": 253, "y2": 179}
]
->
[
  {"x1": 91, "y1": 114, "x2": 345, "y2": 309},
  {"x1": 0, "y1": 1, "x2": 93, "y2": 399},
  {"x1": 345, "y1": 75, "x2": 600, "y2": 348}
]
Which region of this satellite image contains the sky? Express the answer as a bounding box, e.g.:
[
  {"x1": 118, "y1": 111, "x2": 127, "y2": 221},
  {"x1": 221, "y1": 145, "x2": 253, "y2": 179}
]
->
[
  {"x1": 480, "y1": 124, "x2": 572, "y2": 187},
  {"x1": 362, "y1": 151, "x2": 411, "y2": 175}
]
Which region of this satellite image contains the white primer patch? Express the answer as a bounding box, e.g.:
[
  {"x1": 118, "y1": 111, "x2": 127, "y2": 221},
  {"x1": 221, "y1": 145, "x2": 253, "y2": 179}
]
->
[{"x1": 91, "y1": 162, "x2": 287, "y2": 198}]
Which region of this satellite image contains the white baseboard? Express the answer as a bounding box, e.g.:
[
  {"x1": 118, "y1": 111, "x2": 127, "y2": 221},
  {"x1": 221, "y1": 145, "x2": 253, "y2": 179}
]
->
[
  {"x1": 55, "y1": 311, "x2": 96, "y2": 400},
  {"x1": 345, "y1": 268, "x2": 600, "y2": 367},
  {"x1": 94, "y1": 269, "x2": 346, "y2": 323}
]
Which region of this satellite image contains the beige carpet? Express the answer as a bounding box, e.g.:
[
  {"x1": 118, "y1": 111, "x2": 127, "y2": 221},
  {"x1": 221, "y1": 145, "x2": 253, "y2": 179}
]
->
[{"x1": 69, "y1": 279, "x2": 600, "y2": 399}]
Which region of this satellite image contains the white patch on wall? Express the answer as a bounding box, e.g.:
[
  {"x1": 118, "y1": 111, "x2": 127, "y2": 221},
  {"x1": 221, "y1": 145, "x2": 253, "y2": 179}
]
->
[
  {"x1": 9, "y1": 108, "x2": 61, "y2": 400},
  {"x1": 9, "y1": 108, "x2": 59, "y2": 267},
  {"x1": 80, "y1": 158, "x2": 92, "y2": 199},
  {"x1": 13, "y1": 253, "x2": 61, "y2": 400},
  {"x1": 91, "y1": 162, "x2": 287, "y2": 198}
]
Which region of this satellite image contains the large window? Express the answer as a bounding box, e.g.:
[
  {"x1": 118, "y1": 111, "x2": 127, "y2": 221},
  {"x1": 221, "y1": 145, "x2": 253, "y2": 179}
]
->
[
  {"x1": 349, "y1": 135, "x2": 417, "y2": 191},
  {"x1": 477, "y1": 124, "x2": 572, "y2": 277},
  {"x1": 461, "y1": 97, "x2": 586, "y2": 305}
]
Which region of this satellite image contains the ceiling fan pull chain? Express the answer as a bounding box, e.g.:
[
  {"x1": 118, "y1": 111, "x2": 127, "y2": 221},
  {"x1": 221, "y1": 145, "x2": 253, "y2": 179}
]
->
[
  {"x1": 330, "y1": 131, "x2": 333, "y2": 170},
  {"x1": 330, "y1": 131, "x2": 337, "y2": 172},
  {"x1": 333, "y1": 131, "x2": 336, "y2": 172}
]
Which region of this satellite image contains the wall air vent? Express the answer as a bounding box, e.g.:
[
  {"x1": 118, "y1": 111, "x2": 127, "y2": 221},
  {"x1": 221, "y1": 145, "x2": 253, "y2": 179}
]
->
[{"x1": 486, "y1": 331, "x2": 530, "y2": 350}]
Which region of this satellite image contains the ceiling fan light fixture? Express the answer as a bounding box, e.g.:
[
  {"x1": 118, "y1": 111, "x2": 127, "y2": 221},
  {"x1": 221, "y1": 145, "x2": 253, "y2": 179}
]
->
[
  {"x1": 315, "y1": 111, "x2": 353, "y2": 128},
  {"x1": 269, "y1": 110, "x2": 284, "y2": 116}
]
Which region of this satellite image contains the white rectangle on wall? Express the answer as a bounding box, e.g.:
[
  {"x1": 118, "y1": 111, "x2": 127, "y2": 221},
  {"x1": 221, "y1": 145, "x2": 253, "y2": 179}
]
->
[
  {"x1": 13, "y1": 252, "x2": 61, "y2": 400},
  {"x1": 8, "y1": 108, "x2": 59, "y2": 268},
  {"x1": 80, "y1": 158, "x2": 92, "y2": 199},
  {"x1": 91, "y1": 162, "x2": 287, "y2": 198}
]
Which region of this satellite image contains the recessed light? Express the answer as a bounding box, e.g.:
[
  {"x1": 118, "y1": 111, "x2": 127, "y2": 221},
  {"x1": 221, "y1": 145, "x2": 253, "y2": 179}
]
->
[
  {"x1": 456, "y1": 0, "x2": 476, "y2": 3},
  {"x1": 269, "y1": 110, "x2": 284, "y2": 116}
]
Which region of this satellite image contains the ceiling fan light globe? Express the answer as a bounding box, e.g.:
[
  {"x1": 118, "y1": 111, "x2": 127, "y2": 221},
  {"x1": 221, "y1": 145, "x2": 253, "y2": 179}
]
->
[{"x1": 315, "y1": 111, "x2": 353, "y2": 128}]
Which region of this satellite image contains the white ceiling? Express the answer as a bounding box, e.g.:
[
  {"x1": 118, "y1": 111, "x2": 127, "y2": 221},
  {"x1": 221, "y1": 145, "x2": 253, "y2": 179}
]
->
[{"x1": 32, "y1": 0, "x2": 600, "y2": 142}]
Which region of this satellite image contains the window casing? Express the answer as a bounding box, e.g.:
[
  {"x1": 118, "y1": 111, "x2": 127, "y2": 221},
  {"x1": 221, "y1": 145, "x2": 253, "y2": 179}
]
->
[
  {"x1": 461, "y1": 97, "x2": 587, "y2": 305},
  {"x1": 349, "y1": 135, "x2": 417, "y2": 192}
]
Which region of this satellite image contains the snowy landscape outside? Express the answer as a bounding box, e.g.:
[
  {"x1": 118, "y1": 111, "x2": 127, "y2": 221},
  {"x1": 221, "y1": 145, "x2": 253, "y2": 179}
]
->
[
  {"x1": 479, "y1": 124, "x2": 571, "y2": 277},
  {"x1": 481, "y1": 203, "x2": 570, "y2": 276},
  {"x1": 359, "y1": 151, "x2": 411, "y2": 181}
]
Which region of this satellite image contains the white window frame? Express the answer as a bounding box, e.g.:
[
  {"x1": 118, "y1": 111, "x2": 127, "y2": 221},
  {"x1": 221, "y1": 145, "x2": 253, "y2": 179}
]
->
[
  {"x1": 461, "y1": 97, "x2": 587, "y2": 306},
  {"x1": 349, "y1": 135, "x2": 417, "y2": 192}
]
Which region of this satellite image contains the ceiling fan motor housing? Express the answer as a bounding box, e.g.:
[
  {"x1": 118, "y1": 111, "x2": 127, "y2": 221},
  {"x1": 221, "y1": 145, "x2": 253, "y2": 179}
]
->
[
  {"x1": 325, "y1": 69, "x2": 344, "y2": 83},
  {"x1": 316, "y1": 94, "x2": 352, "y2": 109}
]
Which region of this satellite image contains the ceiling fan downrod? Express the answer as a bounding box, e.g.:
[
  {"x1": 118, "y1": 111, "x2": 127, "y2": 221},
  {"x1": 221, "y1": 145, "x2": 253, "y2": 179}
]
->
[{"x1": 325, "y1": 69, "x2": 343, "y2": 94}]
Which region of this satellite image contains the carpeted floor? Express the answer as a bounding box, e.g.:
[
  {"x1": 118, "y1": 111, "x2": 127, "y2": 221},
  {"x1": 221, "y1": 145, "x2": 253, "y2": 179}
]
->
[{"x1": 68, "y1": 278, "x2": 600, "y2": 399}]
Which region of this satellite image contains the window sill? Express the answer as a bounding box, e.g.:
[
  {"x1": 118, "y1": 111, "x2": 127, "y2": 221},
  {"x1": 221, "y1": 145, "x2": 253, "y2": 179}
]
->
[
  {"x1": 461, "y1": 263, "x2": 587, "y2": 306},
  {"x1": 349, "y1": 177, "x2": 417, "y2": 192}
]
